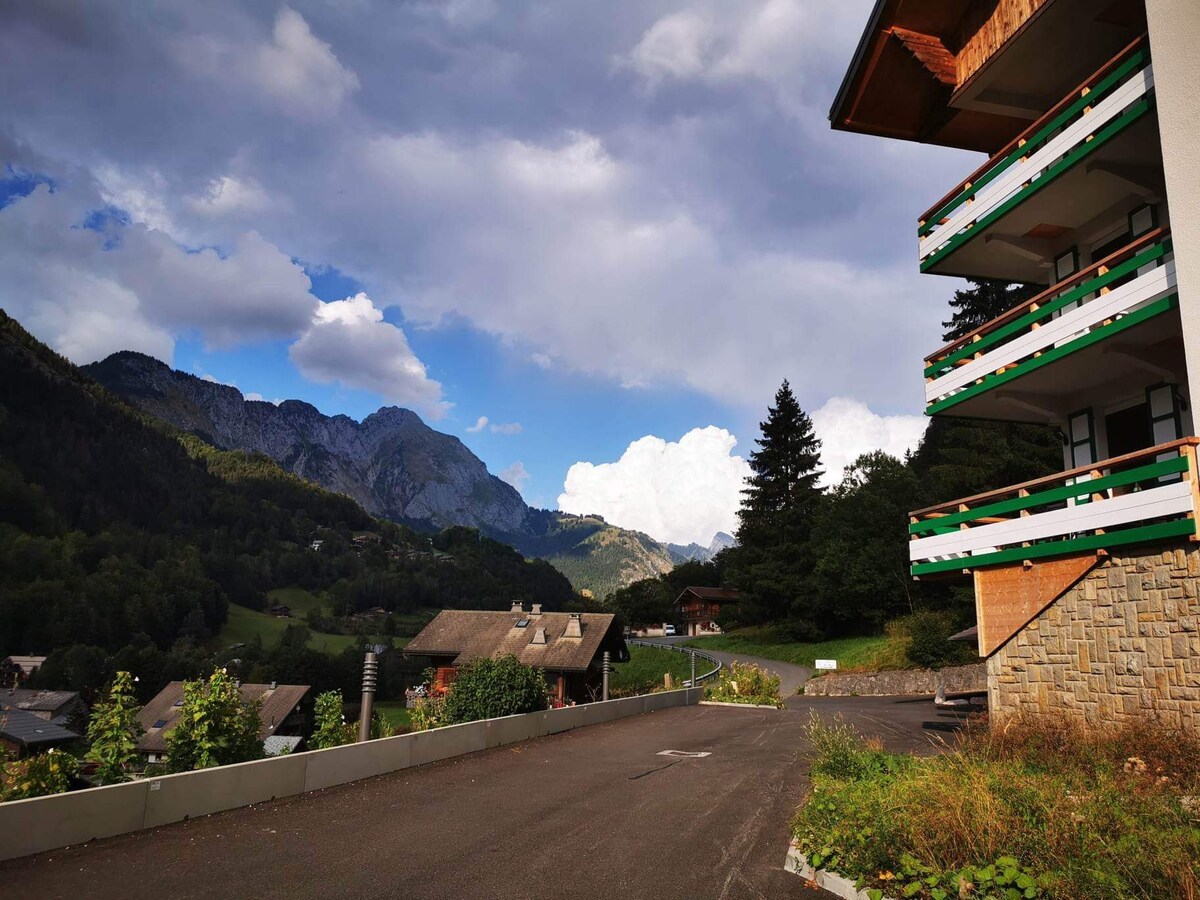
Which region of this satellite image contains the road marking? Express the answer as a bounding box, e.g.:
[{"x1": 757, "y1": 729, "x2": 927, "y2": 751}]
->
[{"x1": 656, "y1": 750, "x2": 712, "y2": 758}]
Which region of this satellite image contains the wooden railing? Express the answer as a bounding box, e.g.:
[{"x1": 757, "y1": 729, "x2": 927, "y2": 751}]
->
[
  {"x1": 909, "y1": 439, "x2": 1200, "y2": 576},
  {"x1": 923, "y1": 230, "x2": 1176, "y2": 413},
  {"x1": 917, "y1": 36, "x2": 1154, "y2": 272}
]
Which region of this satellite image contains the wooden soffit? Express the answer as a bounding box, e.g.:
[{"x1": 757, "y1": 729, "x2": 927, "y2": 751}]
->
[{"x1": 973, "y1": 553, "x2": 1100, "y2": 656}]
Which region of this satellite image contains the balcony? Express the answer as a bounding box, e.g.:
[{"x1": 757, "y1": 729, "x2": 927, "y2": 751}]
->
[
  {"x1": 909, "y1": 439, "x2": 1200, "y2": 578},
  {"x1": 918, "y1": 37, "x2": 1159, "y2": 281},
  {"x1": 923, "y1": 229, "x2": 1180, "y2": 420}
]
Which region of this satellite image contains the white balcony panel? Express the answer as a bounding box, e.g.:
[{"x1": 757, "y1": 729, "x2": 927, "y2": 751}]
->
[
  {"x1": 925, "y1": 260, "x2": 1176, "y2": 405},
  {"x1": 909, "y1": 479, "x2": 1194, "y2": 564},
  {"x1": 919, "y1": 66, "x2": 1154, "y2": 263}
]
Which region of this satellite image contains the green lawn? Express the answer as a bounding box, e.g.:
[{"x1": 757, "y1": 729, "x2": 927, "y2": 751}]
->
[
  {"x1": 217, "y1": 603, "x2": 402, "y2": 655},
  {"x1": 610, "y1": 644, "x2": 715, "y2": 696},
  {"x1": 682, "y1": 628, "x2": 907, "y2": 672},
  {"x1": 373, "y1": 701, "x2": 412, "y2": 731},
  {"x1": 265, "y1": 586, "x2": 328, "y2": 617}
]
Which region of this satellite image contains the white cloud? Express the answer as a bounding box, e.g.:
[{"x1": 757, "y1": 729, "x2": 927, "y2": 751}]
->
[
  {"x1": 811, "y1": 397, "x2": 927, "y2": 487},
  {"x1": 558, "y1": 426, "x2": 751, "y2": 546},
  {"x1": 255, "y1": 8, "x2": 360, "y2": 117},
  {"x1": 289, "y1": 292, "x2": 448, "y2": 417},
  {"x1": 490, "y1": 421, "x2": 522, "y2": 435},
  {"x1": 466, "y1": 415, "x2": 489, "y2": 433},
  {"x1": 621, "y1": 11, "x2": 715, "y2": 87},
  {"x1": 498, "y1": 461, "x2": 530, "y2": 493}
]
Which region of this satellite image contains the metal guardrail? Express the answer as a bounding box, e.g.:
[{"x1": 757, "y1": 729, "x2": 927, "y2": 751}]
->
[{"x1": 627, "y1": 639, "x2": 722, "y2": 686}]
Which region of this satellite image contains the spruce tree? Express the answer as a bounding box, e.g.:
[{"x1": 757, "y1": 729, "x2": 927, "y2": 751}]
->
[{"x1": 942, "y1": 279, "x2": 1039, "y2": 341}]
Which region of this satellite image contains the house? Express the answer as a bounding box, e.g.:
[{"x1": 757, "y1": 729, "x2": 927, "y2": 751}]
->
[
  {"x1": 674, "y1": 586, "x2": 740, "y2": 637},
  {"x1": 0, "y1": 688, "x2": 88, "y2": 731},
  {"x1": 832, "y1": 0, "x2": 1200, "y2": 731},
  {"x1": 403, "y1": 603, "x2": 629, "y2": 706},
  {"x1": 135, "y1": 682, "x2": 310, "y2": 765},
  {"x1": 0, "y1": 705, "x2": 79, "y2": 759},
  {"x1": 268, "y1": 605, "x2": 293, "y2": 618},
  {"x1": 309, "y1": 539, "x2": 324, "y2": 551},
  {"x1": 0, "y1": 656, "x2": 46, "y2": 688}
]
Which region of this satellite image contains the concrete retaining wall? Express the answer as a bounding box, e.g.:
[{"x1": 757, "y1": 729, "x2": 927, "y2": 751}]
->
[
  {"x1": 800, "y1": 664, "x2": 986, "y2": 697},
  {"x1": 0, "y1": 687, "x2": 702, "y2": 862}
]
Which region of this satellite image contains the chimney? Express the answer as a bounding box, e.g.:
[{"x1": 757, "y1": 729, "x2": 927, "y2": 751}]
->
[
  {"x1": 532, "y1": 627, "x2": 547, "y2": 645},
  {"x1": 564, "y1": 613, "x2": 582, "y2": 638},
  {"x1": 531, "y1": 603, "x2": 543, "y2": 616},
  {"x1": 269, "y1": 681, "x2": 277, "y2": 691},
  {"x1": 510, "y1": 601, "x2": 524, "y2": 614}
]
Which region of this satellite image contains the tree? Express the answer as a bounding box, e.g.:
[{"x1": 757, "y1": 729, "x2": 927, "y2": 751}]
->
[
  {"x1": 165, "y1": 669, "x2": 263, "y2": 772},
  {"x1": 442, "y1": 655, "x2": 548, "y2": 724},
  {"x1": 0, "y1": 748, "x2": 78, "y2": 801},
  {"x1": 84, "y1": 671, "x2": 145, "y2": 784},
  {"x1": 942, "y1": 279, "x2": 1039, "y2": 342}
]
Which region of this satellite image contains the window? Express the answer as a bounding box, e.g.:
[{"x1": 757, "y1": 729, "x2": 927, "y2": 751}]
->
[
  {"x1": 1054, "y1": 247, "x2": 1079, "y2": 283},
  {"x1": 1148, "y1": 384, "x2": 1184, "y2": 483},
  {"x1": 515, "y1": 618, "x2": 530, "y2": 628},
  {"x1": 1128, "y1": 203, "x2": 1157, "y2": 238}
]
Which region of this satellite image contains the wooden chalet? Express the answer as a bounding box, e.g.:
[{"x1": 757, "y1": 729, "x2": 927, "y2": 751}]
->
[{"x1": 673, "y1": 587, "x2": 740, "y2": 637}]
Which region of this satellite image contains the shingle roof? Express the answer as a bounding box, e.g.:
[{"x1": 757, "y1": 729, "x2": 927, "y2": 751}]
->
[
  {"x1": 403, "y1": 611, "x2": 628, "y2": 672},
  {"x1": 676, "y1": 586, "x2": 740, "y2": 602},
  {"x1": 0, "y1": 704, "x2": 79, "y2": 747},
  {"x1": 136, "y1": 682, "x2": 310, "y2": 754},
  {"x1": 1, "y1": 656, "x2": 47, "y2": 677},
  {"x1": 0, "y1": 688, "x2": 81, "y2": 715},
  {"x1": 264, "y1": 735, "x2": 303, "y2": 756}
]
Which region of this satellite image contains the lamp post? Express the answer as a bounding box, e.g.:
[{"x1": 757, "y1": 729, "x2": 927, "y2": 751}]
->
[
  {"x1": 690, "y1": 650, "x2": 696, "y2": 687},
  {"x1": 602, "y1": 651, "x2": 611, "y2": 702},
  {"x1": 358, "y1": 650, "x2": 378, "y2": 743}
]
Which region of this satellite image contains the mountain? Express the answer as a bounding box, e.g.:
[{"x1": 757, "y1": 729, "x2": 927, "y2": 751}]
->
[
  {"x1": 667, "y1": 531, "x2": 737, "y2": 565},
  {"x1": 85, "y1": 352, "x2": 676, "y2": 597},
  {"x1": 84, "y1": 352, "x2": 533, "y2": 535}
]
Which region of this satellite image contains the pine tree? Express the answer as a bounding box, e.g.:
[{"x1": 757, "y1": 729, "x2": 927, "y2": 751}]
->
[
  {"x1": 942, "y1": 279, "x2": 1039, "y2": 341},
  {"x1": 84, "y1": 671, "x2": 145, "y2": 784},
  {"x1": 737, "y1": 379, "x2": 824, "y2": 545}
]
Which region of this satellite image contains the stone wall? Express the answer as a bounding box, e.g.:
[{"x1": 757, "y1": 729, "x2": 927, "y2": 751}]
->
[
  {"x1": 988, "y1": 541, "x2": 1200, "y2": 732},
  {"x1": 801, "y1": 663, "x2": 986, "y2": 697}
]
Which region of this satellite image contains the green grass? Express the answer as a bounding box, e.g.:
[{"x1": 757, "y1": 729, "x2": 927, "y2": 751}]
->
[
  {"x1": 610, "y1": 644, "x2": 713, "y2": 696},
  {"x1": 682, "y1": 628, "x2": 906, "y2": 672},
  {"x1": 373, "y1": 701, "x2": 412, "y2": 731},
  {"x1": 265, "y1": 586, "x2": 328, "y2": 616},
  {"x1": 217, "y1": 603, "x2": 401, "y2": 655}
]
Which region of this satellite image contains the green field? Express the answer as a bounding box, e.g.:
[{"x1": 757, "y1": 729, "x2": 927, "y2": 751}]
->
[
  {"x1": 265, "y1": 586, "x2": 328, "y2": 616},
  {"x1": 610, "y1": 644, "x2": 715, "y2": 696},
  {"x1": 217, "y1": 603, "x2": 402, "y2": 654},
  {"x1": 374, "y1": 701, "x2": 413, "y2": 731},
  {"x1": 682, "y1": 628, "x2": 906, "y2": 672}
]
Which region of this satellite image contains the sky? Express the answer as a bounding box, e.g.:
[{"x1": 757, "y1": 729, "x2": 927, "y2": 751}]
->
[{"x1": 0, "y1": 0, "x2": 979, "y2": 546}]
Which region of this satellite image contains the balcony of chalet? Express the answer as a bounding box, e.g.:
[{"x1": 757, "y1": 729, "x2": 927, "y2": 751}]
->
[{"x1": 908, "y1": 438, "x2": 1200, "y2": 578}]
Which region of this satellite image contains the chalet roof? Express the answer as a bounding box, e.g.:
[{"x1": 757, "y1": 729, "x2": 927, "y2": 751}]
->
[
  {"x1": 675, "y1": 587, "x2": 740, "y2": 603},
  {"x1": 136, "y1": 682, "x2": 310, "y2": 754},
  {"x1": 403, "y1": 610, "x2": 628, "y2": 672},
  {"x1": 2, "y1": 656, "x2": 47, "y2": 677},
  {"x1": 0, "y1": 688, "x2": 81, "y2": 716},
  {"x1": 0, "y1": 704, "x2": 79, "y2": 747}
]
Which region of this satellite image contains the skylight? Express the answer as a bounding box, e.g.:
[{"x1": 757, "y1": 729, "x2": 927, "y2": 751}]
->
[{"x1": 515, "y1": 618, "x2": 531, "y2": 628}]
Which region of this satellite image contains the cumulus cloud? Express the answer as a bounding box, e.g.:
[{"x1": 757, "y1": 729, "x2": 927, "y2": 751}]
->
[
  {"x1": 621, "y1": 11, "x2": 715, "y2": 87},
  {"x1": 811, "y1": 397, "x2": 928, "y2": 487},
  {"x1": 289, "y1": 293, "x2": 448, "y2": 416},
  {"x1": 498, "y1": 461, "x2": 530, "y2": 493},
  {"x1": 466, "y1": 416, "x2": 489, "y2": 433},
  {"x1": 558, "y1": 426, "x2": 751, "y2": 546}
]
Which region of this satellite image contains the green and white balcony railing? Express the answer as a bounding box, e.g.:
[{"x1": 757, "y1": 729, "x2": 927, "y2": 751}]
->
[
  {"x1": 923, "y1": 229, "x2": 1176, "y2": 414},
  {"x1": 909, "y1": 439, "x2": 1200, "y2": 577},
  {"x1": 917, "y1": 36, "x2": 1153, "y2": 273}
]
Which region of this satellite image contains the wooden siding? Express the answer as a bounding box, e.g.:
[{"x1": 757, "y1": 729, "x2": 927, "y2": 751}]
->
[{"x1": 956, "y1": 0, "x2": 1053, "y2": 87}]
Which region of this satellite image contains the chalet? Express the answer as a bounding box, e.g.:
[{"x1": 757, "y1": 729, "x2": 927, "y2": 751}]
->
[
  {"x1": 403, "y1": 604, "x2": 629, "y2": 706},
  {"x1": 268, "y1": 605, "x2": 293, "y2": 618},
  {"x1": 135, "y1": 681, "x2": 310, "y2": 765},
  {"x1": 674, "y1": 587, "x2": 740, "y2": 637},
  {"x1": 0, "y1": 655, "x2": 46, "y2": 688},
  {"x1": 833, "y1": 0, "x2": 1200, "y2": 731},
  {"x1": 0, "y1": 689, "x2": 88, "y2": 731},
  {"x1": 0, "y1": 705, "x2": 79, "y2": 759}
]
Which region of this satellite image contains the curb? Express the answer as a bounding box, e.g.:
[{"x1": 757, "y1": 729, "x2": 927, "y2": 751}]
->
[
  {"x1": 784, "y1": 840, "x2": 896, "y2": 900},
  {"x1": 697, "y1": 700, "x2": 783, "y2": 709}
]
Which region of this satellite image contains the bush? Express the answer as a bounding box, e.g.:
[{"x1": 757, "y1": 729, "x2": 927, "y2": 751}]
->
[
  {"x1": 441, "y1": 655, "x2": 548, "y2": 725},
  {"x1": 892, "y1": 610, "x2": 976, "y2": 669},
  {"x1": 1, "y1": 748, "x2": 78, "y2": 801},
  {"x1": 409, "y1": 695, "x2": 447, "y2": 732},
  {"x1": 792, "y1": 715, "x2": 1200, "y2": 899},
  {"x1": 166, "y1": 668, "x2": 264, "y2": 771},
  {"x1": 704, "y1": 661, "x2": 783, "y2": 707},
  {"x1": 309, "y1": 690, "x2": 355, "y2": 749},
  {"x1": 84, "y1": 670, "x2": 144, "y2": 784}
]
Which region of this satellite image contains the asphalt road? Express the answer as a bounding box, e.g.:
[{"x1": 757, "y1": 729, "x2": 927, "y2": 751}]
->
[
  {"x1": 642, "y1": 636, "x2": 813, "y2": 697},
  {"x1": 4, "y1": 699, "x2": 951, "y2": 900}
]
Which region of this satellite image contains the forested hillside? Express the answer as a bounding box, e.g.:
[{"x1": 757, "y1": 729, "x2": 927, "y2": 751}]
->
[{"x1": 0, "y1": 310, "x2": 576, "y2": 696}]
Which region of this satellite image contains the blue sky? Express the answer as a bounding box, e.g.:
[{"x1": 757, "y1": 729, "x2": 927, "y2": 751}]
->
[{"x1": 0, "y1": 1, "x2": 978, "y2": 544}]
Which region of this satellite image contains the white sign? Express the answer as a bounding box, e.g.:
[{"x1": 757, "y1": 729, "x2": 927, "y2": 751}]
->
[{"x1": 815, "y1": 659, "x2": 838, "y2": 670}]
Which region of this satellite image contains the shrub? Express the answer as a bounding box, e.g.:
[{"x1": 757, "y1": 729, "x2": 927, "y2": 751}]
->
[
  {"x1": 166, "y1": 668, "x2": 264, "y2": 772},
  {"x1": 892, "y1": 610, "x2": 976, "y2": 669},
  {"x1": 84, "y1": 670, "x2": 145, "y2": 784},
  {"x1": 704, "y1": 661, "x2": 783, "y2": 707},
  {"x1": 309, "y1": 690, "x2": 355, "y2": 749},
  {"x1": 441, "y1": 655, "x2": 549, "y2": 725},
  {"x1": 1, "y1": 748, "x2": 78, "y2": 801},
  {"x1": 409, "y1": 694, "x2": 447, "y2": 732}
]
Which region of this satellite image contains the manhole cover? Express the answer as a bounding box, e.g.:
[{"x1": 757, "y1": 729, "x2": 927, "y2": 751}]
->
[{"x1": 656, "y1": 750, "x2": 711, "y2": 758}]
